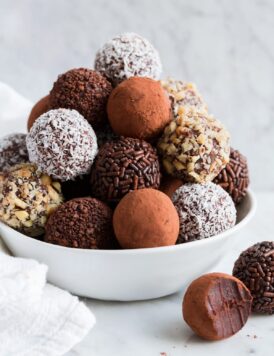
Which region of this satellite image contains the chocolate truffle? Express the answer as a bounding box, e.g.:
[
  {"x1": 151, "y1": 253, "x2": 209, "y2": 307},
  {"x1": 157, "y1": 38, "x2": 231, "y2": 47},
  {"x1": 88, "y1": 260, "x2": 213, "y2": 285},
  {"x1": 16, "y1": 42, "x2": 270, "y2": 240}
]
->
[
  {"x1": 172, "y1": 183, "x2": 236, "y2": 243},
  {"x1": 45, "y1": 197, "x2": 116, "y2": 249},
  {"x1": 49, "y1": 68, "x2": 112, "y2": 128},
  {"x1": 0, "y1": 133, "x2": 28, "y2": 171},
  {"x1": 158, "y1": 109, "x2": 230, "y2": 183},
  {"x1": 91, "y1": 137, "x2": 161, "y2": 203},
  {"x1": 0, "y1": 163, "x2": 63, "y2": 237},
  {"x1": 107, "y1": 77, "x2": 171, "y2": 140},
  {"x1": 160, "y1": 176, "x2": 183, "y2": 198},
  {"x1": 161, "y1": 78, "x2": 208, "y2": 118},
  {"x1": 27, "y1": 109, "x2": 98, "y2": 181},
  {"x1": 113, "y1": 188, "x2": 179, "y2": 249},
  {"x1": 27, "y1": 95, "x2": 49, "y2": 131},
  {"x1": 94, "y1": 32, "x2": 162, "y2": 86},
  {"x1": 233, "y1": 241, "x2": 274, "y2": 314},
  {"x1": 214, "y1": 148, "x2": 249, "y2": 205},
  {"x1": 183, "y1": 273, "x2": 252, "y2": 341}
]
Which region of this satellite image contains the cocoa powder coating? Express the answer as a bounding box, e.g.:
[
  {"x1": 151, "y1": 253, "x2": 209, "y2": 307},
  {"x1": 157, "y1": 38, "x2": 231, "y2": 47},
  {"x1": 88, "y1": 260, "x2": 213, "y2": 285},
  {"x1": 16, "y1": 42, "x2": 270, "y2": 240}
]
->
[
  {"x1": 107, "y1": 77, "x2": 171, "y2": 140},
  {"x1": 160, "y1": 176, "x2": 183, "y2": 198},
  {"x1": 49, "y1": 68, "x2": 112, "y2": 128},
  {"x1": 113, "y1": 188, "x2": 179, "y2": 249},
  {"x1": 45, "y1": 197, "x2": 116, "y2": 249},
  {"x1": 183, "y1": 273, "x2": 252, "y2": 341},
  {"x1": 27, "y1": 95, "x2": 50, "y2": 131}
]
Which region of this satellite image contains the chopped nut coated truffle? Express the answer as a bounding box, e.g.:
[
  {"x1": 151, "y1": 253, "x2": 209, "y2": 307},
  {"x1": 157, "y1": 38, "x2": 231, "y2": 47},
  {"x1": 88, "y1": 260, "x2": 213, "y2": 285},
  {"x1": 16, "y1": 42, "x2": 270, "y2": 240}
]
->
[{"x1": 0, "y1": 163, "x2": 63, "y2": 236}]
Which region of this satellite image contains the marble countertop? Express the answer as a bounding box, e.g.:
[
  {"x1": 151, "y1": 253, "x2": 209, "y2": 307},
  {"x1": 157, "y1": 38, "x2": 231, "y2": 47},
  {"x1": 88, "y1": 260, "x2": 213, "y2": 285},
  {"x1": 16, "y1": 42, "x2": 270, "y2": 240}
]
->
[{"x1": 67, "y1": 192, "x2": 274, "y2": 356}]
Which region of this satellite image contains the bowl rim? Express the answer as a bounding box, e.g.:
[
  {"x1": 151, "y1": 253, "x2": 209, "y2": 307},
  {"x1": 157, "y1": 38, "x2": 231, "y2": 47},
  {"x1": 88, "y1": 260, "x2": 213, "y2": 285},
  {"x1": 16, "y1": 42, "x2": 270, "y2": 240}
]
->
[{"x1": 0, "y1": 189, "x2": 257, "y2": 255}]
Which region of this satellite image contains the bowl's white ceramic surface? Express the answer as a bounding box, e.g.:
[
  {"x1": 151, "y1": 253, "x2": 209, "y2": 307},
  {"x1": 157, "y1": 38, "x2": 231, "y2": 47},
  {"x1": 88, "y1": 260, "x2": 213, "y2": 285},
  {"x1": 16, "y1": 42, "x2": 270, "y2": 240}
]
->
[{"x1": 0, "y1": 190, "x2": 256, "y2": 301}]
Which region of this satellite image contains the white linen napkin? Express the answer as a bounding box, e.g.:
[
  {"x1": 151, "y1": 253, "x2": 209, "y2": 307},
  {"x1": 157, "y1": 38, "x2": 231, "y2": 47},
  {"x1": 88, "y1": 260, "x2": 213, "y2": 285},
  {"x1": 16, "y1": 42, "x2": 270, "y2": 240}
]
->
[{"x1": 0, "y1": 83, "x2": 96, "y2": 355}]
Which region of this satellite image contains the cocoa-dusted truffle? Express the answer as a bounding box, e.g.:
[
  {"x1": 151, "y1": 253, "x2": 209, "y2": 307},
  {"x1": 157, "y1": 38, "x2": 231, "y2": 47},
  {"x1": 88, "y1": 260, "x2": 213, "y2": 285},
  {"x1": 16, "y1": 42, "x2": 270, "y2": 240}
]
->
[
  {"x1": 45, "y1": 197, "x2": 116, "y2": 249},
  {"x1": 94, "y1": 33, "x2": 162, "y2": 86},
  {"x1": 161, "y1": 78, "x2": 208, "y2": 118},
  {"x1": 27, "y1": 95, "x2": 49, "y2": 131},
  {"x1": 233, "y1": 241, "x2": 274, "y2": 314},
  {"x1": 49, "y1": 68, "x2": 112, "y2": 128},
  {"x1": 172, "y1": 183, "x2": 236, "y2": 243},
  {"x1": 160, "y1": 176, "x2": 183, "y2": 198},
  {"x1": 27, "y1": 109, "x2": 98, "y2": 181},
  {"x1": 0, "y1": 133, "x2": 28, "y2": 171},
  {"x1": 107, "y1": 77, "x2": 171, "y2": 140},
  {"x1": 113, "y1": 188, "x2": 179, "y2": 249},
  {"x1": 183, "y1": 273, "x2": 252, "y2": 341},
  {"x1": 214, "y1": 148, "x2": 249, "y2": 205},
  {"x1": 0, "y1": 163, "x2": 63, "y2": 237},
  {"x1": 91, "y1": 137, "x2": 161, "y2": 203},
  {"x1": 158, "y1": 109, "x2": 230, "y2": 183}
]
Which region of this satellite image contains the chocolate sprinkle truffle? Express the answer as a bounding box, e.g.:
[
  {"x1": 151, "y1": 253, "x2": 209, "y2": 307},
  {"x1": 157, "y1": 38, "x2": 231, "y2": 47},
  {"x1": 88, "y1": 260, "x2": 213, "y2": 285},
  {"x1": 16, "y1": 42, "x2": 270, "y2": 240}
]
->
[
  {"x1": 113, "y1": 188, "x2": 179, "y2": 249},
  {"x1": 107, "y1": 77, "x2": 171, "y2": 140},
  {"x1": 45, "y1": 197, "x2": 116, "y2": 249},
  {"x1": 233, "y1": 241, "x2": 274, "y2": 314},
  {"x1": 183, "y1": 273, "x2": 252, "y2": 340},
  {"x1": 161, "y1": 78, "x2": 208, "y2": 118},
  {"x1": 172, "y1": 182, "x2": 236, "y2": 243},
  {"x1": 91, "y1": 137, "x2": 160, "y2": 203},
  {"x1": 49, "y1": 68, "x2": 112, "y2": 128},
  {"x1": 0, "y1": 133, "x2": 29, "y2": 171},
  {"x1": 0, "y1": 163, "x2": 63, "y2": 237},
  {"x1": 214, "y1": 148, "x2": 249, "y2": 205},
  {"x1": 27, "y1": 109, "x2": 98, "y2": 181},
  {"x1": 158, "y1": 109, "x2": 230, "y2": 183},
  {"x1": 27, "y1": 95, "x2": 50, "y2": 131},
  {"x1": 94, "y1": 32, "x2": 162, "y2": 86}
]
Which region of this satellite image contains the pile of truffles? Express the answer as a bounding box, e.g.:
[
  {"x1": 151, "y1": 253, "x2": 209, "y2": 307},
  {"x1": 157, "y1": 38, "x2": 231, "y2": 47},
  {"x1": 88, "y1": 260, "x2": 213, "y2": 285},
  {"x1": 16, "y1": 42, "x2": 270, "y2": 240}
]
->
[{"x1": 0, "y1": 32, "x2": 250, "y2": 249}]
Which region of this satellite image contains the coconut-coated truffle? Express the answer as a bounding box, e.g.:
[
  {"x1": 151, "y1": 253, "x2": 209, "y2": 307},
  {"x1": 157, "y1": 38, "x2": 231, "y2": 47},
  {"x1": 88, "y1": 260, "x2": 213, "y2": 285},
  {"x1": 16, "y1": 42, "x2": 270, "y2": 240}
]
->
[
  {"x1": 233, "y1": 241, "x2": 274, "y2": 314},
  {"x1": 94, "y1": 32, "x2": 162, "y2": 86},
  {"x1": 45, "y1": 197, "x2": 116, "y2": 249},
  {"x1": 172, "y1": 183, "x2": 236, "y2": 243},
  {"x1": 183, "y1": 273, "x2": 252, "y2": 340},
  {"x1": 49, "y1": 68, "x2": 112, "y2": 128},
  {"x1": 90, "y1": 137, "x2": 161, "y2": 204},
  {"x1": 214, "y1": 148, "x2": 249, "y2": 205},
  {"x1": 0, "y1": 163, "x2": 63, "y2": 237},
  {"x1": 26, "y1": 109, "x2": 98, "y2": 181},
  {"x1": 0, "y1": 133, "x2": 29, "y2": 171},
  {"x1": 113, "y1": 188, "x2": 179, "y2": 249},
  {"x1": 161, "y1": 78, "x2": 208, "y2": 118},
  {"x1": 107, "y1": 77, "x2": 171, "y2": 140},
  {"x1": 158, "y1": 109, "x2": 230, "y2": 183},
  {"x1": 27, "y1": 95, "x2": 50, "y2": 131}
]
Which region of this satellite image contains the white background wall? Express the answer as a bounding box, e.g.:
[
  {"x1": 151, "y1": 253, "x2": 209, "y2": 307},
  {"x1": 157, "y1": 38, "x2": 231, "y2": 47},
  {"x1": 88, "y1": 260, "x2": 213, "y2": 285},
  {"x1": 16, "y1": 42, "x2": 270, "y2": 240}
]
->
[{"x1": 0, "y1": 0, "x2": 273, "y2": 191}]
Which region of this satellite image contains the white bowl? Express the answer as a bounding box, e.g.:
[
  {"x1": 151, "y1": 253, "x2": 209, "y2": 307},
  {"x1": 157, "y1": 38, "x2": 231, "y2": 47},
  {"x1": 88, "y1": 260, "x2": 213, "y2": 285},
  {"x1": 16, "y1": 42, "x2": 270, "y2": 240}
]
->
[{"x1": 0, "y1": 190, "x2": 256, "y2": 301}]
